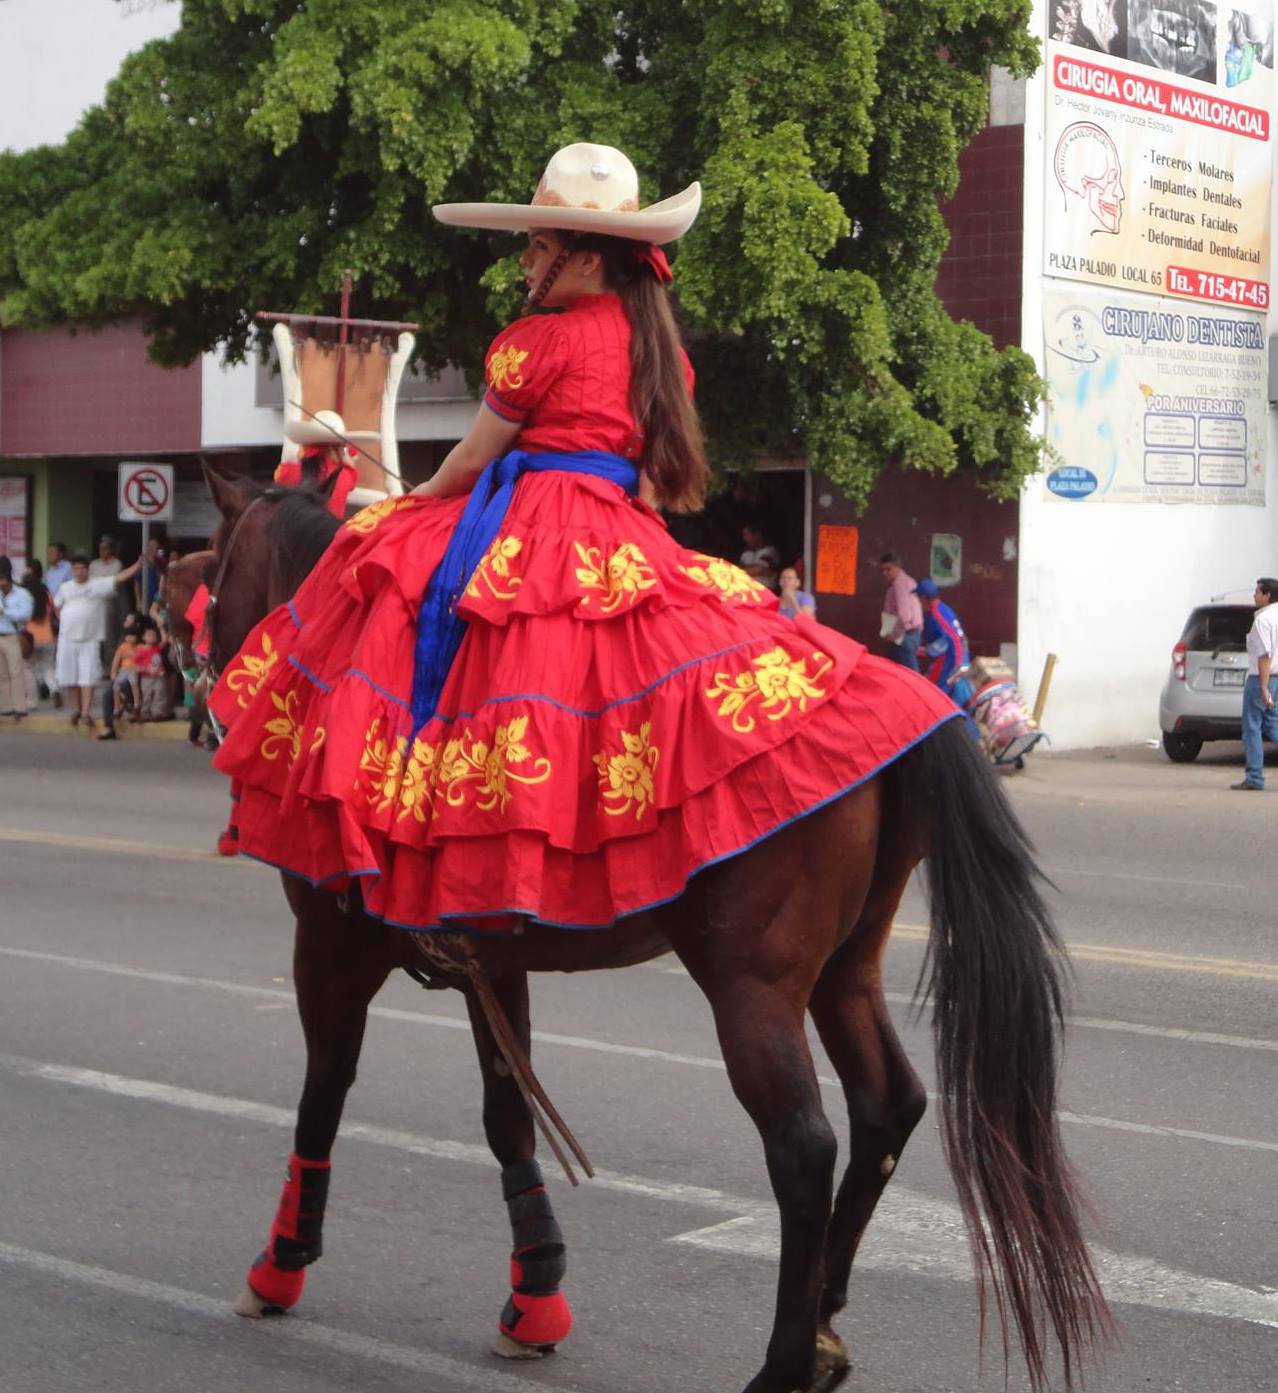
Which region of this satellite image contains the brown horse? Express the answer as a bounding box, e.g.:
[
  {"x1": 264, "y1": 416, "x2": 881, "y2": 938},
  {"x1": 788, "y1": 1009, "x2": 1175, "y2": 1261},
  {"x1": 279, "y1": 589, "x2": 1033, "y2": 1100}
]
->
[{"x1": 202, "y1": 463, "x2": 1109, "y2": 1393}]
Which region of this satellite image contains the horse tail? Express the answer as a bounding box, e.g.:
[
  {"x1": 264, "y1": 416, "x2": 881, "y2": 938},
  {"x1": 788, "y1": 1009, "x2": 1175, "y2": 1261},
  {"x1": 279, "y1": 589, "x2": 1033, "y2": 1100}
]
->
[{"x1": 895, "y1": 717, "x2": 1112, "y2": 1390}]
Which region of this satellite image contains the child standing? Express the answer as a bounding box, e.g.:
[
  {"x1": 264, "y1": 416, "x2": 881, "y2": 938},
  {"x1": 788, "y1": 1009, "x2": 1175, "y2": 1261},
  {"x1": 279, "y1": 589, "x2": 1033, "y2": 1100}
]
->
[
  {"x1": 135, "y1": 624, "x2": 170, "y2": 722},
  {"x1": 109, "y1": 632, "x2": 141, "y2": 719}
]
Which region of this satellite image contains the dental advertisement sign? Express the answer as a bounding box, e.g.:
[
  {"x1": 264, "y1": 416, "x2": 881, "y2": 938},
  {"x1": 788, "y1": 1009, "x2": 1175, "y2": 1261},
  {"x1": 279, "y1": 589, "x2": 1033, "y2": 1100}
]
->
[
  {"x1": 1044, "y1": 0, "x2": 1273, "y2": 310},
  {"x1": 1042, "y1": 283, "x2": 1267, "y2": 504}
]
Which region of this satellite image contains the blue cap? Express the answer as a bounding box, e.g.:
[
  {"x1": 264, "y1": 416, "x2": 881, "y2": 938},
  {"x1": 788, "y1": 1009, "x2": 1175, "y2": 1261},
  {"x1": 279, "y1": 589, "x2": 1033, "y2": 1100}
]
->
[{"x1": 913, "y1": 577, "x2": 940, "y2": 598}]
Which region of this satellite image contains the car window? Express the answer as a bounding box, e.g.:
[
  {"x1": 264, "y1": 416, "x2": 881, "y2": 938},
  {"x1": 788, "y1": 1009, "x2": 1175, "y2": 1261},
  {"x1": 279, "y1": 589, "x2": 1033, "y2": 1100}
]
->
[{"x1": 1181, "y1": 606, "x2": 1253, "y2": 652}]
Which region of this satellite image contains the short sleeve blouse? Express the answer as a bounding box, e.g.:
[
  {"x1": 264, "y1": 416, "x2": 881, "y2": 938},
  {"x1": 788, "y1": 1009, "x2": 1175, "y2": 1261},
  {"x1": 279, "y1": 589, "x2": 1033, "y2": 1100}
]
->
[{"x1": 482, "y1": 293, "x2": 694, "y2": 460}]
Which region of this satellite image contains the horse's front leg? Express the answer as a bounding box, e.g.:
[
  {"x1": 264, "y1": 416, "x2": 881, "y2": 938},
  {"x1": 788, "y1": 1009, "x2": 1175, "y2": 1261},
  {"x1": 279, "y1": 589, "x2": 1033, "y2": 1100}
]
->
[
  {"x1": 234, "y1": 883, "x2": 396, "y2": 1317},
  {"x1": 463, "y1": 969, "x2": 573, "y2": 1360}
]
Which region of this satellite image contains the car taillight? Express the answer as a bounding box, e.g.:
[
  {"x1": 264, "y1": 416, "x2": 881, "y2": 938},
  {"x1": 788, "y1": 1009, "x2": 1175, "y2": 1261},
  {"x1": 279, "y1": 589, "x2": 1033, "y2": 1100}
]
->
[{"x1": 1172, "y1": 641, "x2": 1187, "y2": 681}]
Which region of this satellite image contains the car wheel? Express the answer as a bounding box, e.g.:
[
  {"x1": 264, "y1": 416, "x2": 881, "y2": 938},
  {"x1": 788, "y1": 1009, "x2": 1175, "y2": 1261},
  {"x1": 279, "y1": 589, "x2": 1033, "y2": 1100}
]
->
[{"x1": 1162, "y1": 731, "x2": 1203, "y2": 763}]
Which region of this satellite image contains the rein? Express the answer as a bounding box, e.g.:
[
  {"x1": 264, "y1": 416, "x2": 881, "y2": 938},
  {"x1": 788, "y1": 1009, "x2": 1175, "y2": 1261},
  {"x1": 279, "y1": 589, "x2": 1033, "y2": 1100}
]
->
[{"x1": 199, "y1": 495, "x2": 268, "y2": 737}]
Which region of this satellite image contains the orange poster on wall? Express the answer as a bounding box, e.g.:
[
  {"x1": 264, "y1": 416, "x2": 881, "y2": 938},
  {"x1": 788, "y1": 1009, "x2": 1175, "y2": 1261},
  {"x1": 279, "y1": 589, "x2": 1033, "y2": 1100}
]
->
[{"x1": 815, "y1": 524, "x2": 858, "y2": 595}]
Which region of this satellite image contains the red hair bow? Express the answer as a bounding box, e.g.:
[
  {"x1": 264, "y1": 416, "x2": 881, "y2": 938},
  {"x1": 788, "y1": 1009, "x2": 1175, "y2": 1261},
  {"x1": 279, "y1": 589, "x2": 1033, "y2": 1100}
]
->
[{"x1": 633, "y1": 243, "x2": 674, "y2": 284}]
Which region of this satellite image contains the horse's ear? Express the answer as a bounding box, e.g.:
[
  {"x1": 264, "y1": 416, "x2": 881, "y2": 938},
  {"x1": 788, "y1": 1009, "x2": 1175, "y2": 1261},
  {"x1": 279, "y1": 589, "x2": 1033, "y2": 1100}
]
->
[{"x1": 202, "y1": 459, "x2": 252, "y2": 520}]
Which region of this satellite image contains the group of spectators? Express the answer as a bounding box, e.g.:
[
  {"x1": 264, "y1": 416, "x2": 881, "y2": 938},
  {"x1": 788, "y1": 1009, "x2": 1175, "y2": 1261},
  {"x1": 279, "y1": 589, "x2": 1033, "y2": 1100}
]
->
[
  {"x1": 738, "y1": 524, "x2": 817, "y2": 620},
  {"x1": 0, "y1": 534, "x2": 200, "y2": 741}
]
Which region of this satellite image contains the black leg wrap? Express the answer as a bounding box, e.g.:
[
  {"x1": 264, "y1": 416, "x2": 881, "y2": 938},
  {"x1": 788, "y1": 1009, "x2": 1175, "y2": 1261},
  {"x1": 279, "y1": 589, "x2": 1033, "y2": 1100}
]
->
[
  {"x1": 501, "y1": 1159, "x2": 546, "y2": 1201},
  {"x1": 274, "y1": 1164, "x2": 330, "y2": 1270},
  {"x1": 502, "y1": 1160, "x2": 566, "y2": 1295}
]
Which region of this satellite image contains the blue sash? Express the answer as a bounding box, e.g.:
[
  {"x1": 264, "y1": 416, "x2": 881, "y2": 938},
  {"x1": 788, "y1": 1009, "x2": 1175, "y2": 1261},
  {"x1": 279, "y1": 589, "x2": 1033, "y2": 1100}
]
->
[{"x1": 411, "y1": 449, "x2": 639, "y2": 732}]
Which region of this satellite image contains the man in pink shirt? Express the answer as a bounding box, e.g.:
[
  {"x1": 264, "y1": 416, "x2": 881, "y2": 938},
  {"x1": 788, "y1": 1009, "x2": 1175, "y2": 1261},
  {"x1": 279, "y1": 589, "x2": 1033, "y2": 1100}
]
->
[{"x1": 878, "y1": 550, "x2": 924, "y2": 671}]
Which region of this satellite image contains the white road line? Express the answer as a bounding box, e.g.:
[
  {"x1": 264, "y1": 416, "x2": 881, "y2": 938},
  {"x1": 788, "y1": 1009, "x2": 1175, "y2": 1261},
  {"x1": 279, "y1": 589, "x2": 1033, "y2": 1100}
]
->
[
  {"x1": 8, "y1": 1056, "x2": 1278, "y2": 1334},
  {"x1": 0, "y1": 1241, "x2": 535, "y2": 1391},
  {"x1": 672, "y1": 1217, "x2": 1278, "y2": 1332},
  {"x1": 655, "y1": 960, "x2": 1278, "y2": 1054},
  {"x1": 2, "y1": 945, "x2": 1276, "y2": 1155}
]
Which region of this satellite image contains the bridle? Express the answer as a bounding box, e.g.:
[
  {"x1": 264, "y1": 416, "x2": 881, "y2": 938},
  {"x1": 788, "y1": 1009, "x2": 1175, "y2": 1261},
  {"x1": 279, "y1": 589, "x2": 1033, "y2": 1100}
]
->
[{"x1": 198, "y1": 494, "x2": 268, "y2": 742}]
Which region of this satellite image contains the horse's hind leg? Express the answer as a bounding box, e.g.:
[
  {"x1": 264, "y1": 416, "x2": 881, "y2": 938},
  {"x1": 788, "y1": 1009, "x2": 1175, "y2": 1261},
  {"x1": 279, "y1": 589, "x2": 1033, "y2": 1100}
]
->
[
  {"x1": 462, "y1": 970, "x2": 572, "y2": 1360},
  {"x1": 234, "y1": 882, "x2": 396, "y2": 1317},
  {"x1": 807, "y1": 833, "x2": 925, "y2": 1366}
]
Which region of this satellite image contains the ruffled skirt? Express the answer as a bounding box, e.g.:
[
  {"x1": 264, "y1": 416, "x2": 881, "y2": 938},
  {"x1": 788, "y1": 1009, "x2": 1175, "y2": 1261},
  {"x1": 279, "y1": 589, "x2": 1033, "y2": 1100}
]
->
[{"x1": 211, "y1": 475, "x2": 958, "y2": 931}]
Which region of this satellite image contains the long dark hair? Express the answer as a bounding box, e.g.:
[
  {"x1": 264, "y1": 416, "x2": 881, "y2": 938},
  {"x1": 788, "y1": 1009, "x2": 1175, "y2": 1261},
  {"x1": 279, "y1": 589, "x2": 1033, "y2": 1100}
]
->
[{"x1": 562, "y1": 234, "x2": 709, "y2": 512}]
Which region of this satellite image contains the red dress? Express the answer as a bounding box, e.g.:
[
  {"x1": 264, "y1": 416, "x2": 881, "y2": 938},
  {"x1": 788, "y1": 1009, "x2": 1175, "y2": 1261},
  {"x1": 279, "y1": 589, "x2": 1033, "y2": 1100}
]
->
[{"x1": 211, "y1": 294, "x2": 957, "y2": 932}]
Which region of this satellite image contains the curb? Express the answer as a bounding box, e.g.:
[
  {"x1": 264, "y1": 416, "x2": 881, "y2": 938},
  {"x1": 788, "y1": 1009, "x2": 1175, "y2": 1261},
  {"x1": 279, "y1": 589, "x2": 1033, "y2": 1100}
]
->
[{"x1": 0, "y1": 712, "x2": 191, "y2": 741}]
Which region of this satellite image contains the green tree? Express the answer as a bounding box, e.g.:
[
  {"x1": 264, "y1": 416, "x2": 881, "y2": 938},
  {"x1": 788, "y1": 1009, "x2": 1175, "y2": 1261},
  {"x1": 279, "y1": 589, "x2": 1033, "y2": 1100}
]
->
[{"x1": 0, "y1": 0, "x2": 1042, "y2": 503}]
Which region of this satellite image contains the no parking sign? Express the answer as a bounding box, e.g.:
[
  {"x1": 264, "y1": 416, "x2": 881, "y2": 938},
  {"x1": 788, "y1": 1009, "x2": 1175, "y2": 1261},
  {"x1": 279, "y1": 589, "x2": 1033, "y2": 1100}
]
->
[{"x1": 118, "y1": 462, "x2": 174, "y2": 523}]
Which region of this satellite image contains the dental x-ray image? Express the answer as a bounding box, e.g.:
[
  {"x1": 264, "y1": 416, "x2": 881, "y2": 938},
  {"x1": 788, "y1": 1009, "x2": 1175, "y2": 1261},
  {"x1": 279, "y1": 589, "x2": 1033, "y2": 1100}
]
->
[
  {"x1": 1127, "y1": 0, "x2": 1218, "y2": 82},
  {"x1": 1225, "y1": 8, "x2": 1274, "y2": 84},
  {"x1": 1051, "y1": 0, "x2": 1129, "y2": 56}
]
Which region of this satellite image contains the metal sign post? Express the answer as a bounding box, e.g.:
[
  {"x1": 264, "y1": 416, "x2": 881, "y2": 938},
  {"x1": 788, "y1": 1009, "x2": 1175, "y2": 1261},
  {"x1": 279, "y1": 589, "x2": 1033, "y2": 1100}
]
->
[{"x1": 119, "y1": 462, "x2": 174, "y2": 616}]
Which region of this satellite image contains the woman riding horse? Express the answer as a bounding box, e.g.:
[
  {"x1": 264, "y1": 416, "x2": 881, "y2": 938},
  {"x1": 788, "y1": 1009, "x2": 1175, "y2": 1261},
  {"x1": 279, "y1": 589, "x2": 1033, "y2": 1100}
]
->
[{"x1": 208, "y1": 144, "x2": 1107, "y2": 1392}]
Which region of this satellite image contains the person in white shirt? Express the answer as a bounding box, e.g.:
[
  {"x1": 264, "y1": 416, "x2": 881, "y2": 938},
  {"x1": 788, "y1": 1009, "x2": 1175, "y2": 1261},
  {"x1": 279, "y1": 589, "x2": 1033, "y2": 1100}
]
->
[
  {"x1": 740, "y1": 524, "x2": 781, "y2": 592},
  {"x1": 53, "y1": 551, "x2": 141, "y2": 733},
  {"x1": 1233, "y1": 576, "x2": 1278, "y2": 791},
  {"x1": 0, "y1": 557, "x2": 35, "y2": 719}
]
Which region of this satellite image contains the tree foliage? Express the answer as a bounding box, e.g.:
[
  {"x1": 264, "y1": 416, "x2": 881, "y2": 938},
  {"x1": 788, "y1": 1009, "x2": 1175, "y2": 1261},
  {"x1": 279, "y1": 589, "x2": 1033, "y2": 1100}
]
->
[{"x1": 0, "y1": 0, "x2": 1043, "y2": 502}]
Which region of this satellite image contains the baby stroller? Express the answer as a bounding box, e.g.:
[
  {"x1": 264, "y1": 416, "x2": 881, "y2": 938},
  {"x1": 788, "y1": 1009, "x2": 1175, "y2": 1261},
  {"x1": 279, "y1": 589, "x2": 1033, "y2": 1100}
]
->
[{"x1": 953, "y1": 656, "x2": 1047, "y2": 770}]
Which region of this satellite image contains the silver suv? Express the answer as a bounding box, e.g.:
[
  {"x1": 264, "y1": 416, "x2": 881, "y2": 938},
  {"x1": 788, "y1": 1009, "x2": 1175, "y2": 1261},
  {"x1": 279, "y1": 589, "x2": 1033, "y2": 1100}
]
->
[{"x1": 1158, "y1": 597, "x2": 1252, "y2": 762}]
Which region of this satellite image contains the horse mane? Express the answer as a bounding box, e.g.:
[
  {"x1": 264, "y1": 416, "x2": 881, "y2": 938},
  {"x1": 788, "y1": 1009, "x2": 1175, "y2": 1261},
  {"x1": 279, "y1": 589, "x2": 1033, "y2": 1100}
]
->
[{"x1": 211, "y1": 477, "x2": 340, "y2": 596}]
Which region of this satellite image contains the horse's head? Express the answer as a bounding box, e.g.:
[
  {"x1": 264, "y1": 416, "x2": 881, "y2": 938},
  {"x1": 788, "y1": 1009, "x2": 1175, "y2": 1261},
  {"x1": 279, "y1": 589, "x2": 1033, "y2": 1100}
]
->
[
  {"x1": 202, "y1": 460, "x2": 342, "y2": 674},
  {"x1": 164, "y1": 548, "x2": 216, "y2": 671}
]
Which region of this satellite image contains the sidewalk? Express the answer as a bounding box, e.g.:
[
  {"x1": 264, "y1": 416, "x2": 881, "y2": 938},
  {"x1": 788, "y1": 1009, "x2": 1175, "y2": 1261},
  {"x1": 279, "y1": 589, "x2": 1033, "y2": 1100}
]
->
[
  {"x1": 0, "y1": 694, "x2": 192, "y2": 742},
  {"x1": 1007, "y1": 738, "x2": 1263, "y2": 810}
]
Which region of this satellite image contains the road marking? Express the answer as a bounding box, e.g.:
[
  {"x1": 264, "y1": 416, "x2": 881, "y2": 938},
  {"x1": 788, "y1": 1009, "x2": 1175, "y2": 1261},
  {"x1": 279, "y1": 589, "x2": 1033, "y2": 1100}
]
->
[
  {"x1": 0, "y1": 827, "x2": 250, "y2": 866},
  {"x1": 2, "y1": 946, "x2": 1275, "y2": 1153},
  {"x1": 886, "y1": 924, "x2": 1278, "y2": 982},
  {"x1": 0, "y1": 1241, "x2": 532, "y2": 1391},
  {"x1": 672, "y1": 1217, "x2": 1278, "y2": 1332},
  {"x1": 2, "y1": 827, "x2": 1275, "y2": 981},
  {"x1": 6, "y1": 1055, "x2": 1277, "y2": 1333}
]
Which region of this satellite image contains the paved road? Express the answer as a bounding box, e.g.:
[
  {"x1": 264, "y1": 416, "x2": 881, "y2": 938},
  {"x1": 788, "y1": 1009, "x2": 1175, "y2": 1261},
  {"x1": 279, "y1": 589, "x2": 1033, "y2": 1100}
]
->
[{"x1": 0, "y1": 732, "x2": 1274, "y2": 1392}]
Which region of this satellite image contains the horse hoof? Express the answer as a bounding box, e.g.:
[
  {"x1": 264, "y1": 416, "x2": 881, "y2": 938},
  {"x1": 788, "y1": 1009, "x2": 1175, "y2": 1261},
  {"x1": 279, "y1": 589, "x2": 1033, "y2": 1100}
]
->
[
  {"x1": 492, "y1": 1332, "x2": 555, "y2": 1360},
  {"x1": 812, "y1": 1327, "x2": 851, "y2": 1393},
  {"x1": 234, "y1": 1283, "x2": 285, "y2": 1319}
]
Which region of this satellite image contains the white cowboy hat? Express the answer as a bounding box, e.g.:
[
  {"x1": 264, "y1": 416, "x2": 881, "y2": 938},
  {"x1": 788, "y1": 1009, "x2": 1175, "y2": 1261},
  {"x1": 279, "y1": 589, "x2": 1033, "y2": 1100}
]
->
[{"x1": 433, "y1": 143, "x2": 701, "y2": 244}]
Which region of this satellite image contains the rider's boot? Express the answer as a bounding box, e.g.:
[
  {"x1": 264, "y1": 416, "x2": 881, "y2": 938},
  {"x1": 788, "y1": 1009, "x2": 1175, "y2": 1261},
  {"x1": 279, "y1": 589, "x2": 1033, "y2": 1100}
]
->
[
  {"x1": 237, "y1": 1153, "x2": 330, "y2": 1314},
  {"x1": 494, "y1": 1159, "x2": 572, "y2": 1356}
]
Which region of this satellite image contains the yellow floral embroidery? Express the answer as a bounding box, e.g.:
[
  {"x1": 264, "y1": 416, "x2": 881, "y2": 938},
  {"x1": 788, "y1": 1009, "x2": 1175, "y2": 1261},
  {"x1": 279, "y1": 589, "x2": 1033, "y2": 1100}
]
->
[
  {"x1": 310, "y1": 726, "x2": 327, "y2": 755},
  {"x1": 575, "y1": 541, "x2": 657, "y2": 614},
  {"x1": 466, "y1": 535, "x2": 524, "y2": 600},
  {"x1": 488, "y1": 342, "x2": 530, "y2": 393},
  {"x1": 225, "y1": 631, "x2": 280, "y2": 708},
  {"x1": 397, "y1": 736, "x2": 442, "y2": 823},
  {"x1": 438, "y1": 714, "x2": 551, "y2": 813},
  {"x1": 705, "y1": 646, "x2": 833, "y2": 734},
  {"x1": 260, "y1": 689, "x2": 304, "y2": 763},
  {"x1": 359, "y1": 717, "x2": 408, "y2": 816},
  {"x1": 679, "y1": 553, "x2": 769, "y2": 603},
  {"x1": 594, "y1": 722, "x2": 659, "y2": 820},
  {"x1": 357, "y1": 714, "x2": 549, "y2": 821},
  {"x1": 345, "y1": 496, "x2": 415, "y2": 535}
]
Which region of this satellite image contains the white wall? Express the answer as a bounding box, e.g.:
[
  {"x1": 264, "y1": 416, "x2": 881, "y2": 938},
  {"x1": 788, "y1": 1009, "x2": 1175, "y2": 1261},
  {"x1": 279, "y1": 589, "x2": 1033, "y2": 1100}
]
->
[
  {"x1": 1018, "y1": 0, "x2": 1278, "y2": 747},
  {"x1": 0, "y1": 0, "x2": 178, "y2": 154},
  {"x1": 200, "y1": 357, "x2": 478, "y2": 450}
]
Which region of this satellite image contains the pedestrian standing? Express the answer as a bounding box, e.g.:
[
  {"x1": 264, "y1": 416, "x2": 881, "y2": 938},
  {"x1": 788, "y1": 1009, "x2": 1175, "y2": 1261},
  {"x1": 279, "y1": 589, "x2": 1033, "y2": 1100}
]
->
[
  {"x1": 45, "y1": 542, "x2": 73, "y2": 598},
  {"x1": 777, "y1": 565, "x2": 816, "y2": 618},
  {"x1": 740, "y1": 525, "x2": 781, "y2": 592},
  {"x1": 878, "y1": 550, "x2": 923, "y2": 671},
  {"x1": 135, "y1": 623, "x2": 171, "y2": 722},
  {"x1": 1231, "y1": 576, "x2": 1278, "y2": 791},
  {"x1": 19, "y1": 559, "x2": 57, "y2": 705},
  {"x1": 53, "y1": 552, "x2": 141, "y2": 733},
  {"x1": 0, "y1": 557, "x2": 35, "y2": 720}
]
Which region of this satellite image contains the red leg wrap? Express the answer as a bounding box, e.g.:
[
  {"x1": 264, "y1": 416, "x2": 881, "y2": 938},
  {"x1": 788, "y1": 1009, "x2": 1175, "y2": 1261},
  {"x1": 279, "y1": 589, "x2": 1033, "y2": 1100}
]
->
[
  {"x1": 498, "y1": 1160, "x2": 571, "y2": 1349},
  {"x1": 245, "y1": 1153, "x2": 330, "y2": 1311},
  {"x1": 499, "y1": 1290, "x2": 573, "y2": 1347},
  {"x1": 217, "y1": 786, "x2": 241, "y2": 856}
]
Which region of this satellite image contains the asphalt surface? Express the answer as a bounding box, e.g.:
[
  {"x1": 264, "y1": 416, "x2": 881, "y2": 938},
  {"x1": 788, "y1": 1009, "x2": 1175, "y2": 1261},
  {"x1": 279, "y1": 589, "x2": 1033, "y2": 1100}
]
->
[{"x1": 0, "y1": 730, "x2": 1274, "y2": 1393}]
